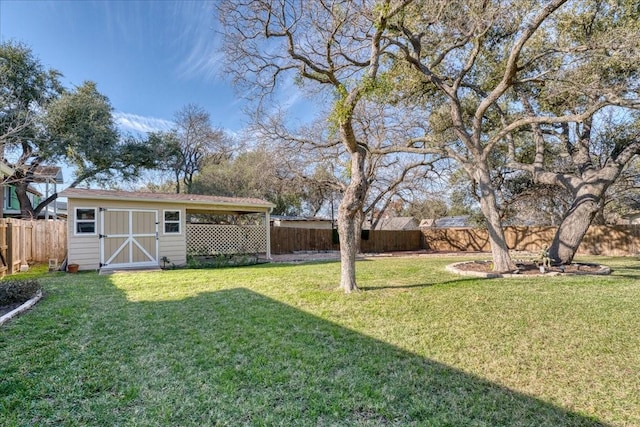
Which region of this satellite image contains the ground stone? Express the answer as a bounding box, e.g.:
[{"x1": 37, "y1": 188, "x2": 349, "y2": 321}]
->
[{"x1": 447, "y1": 260, "x2": 611, "y2": 278}]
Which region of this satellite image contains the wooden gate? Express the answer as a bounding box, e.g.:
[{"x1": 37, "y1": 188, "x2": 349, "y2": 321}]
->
[{"x1": 99, "y1": 208, "x2": 158, "y2": 269}]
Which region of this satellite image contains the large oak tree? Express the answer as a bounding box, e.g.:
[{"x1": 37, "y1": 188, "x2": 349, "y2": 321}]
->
[
  {"x1": 505, "y1": 2, "x2": 640, "y2": 263},
  {"x1": 1, "y1": 41, "x2": 161, "y2": 218},
  {"x1": 218, "y1": 0, "x2": 412, "y2": 292},
  {"x1": 386, "y1": 0, "x2": 639, "y2": 270}
]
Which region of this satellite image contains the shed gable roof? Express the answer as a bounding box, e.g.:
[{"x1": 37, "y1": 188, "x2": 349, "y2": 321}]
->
[{"x1": 60, "y1": 188, "x2": 275, "y2": 212}]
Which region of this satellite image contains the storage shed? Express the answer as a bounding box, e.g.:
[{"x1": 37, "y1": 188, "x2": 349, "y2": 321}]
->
[{"x1": 60, "y1": 188, "x2": 274, "y2": 272}]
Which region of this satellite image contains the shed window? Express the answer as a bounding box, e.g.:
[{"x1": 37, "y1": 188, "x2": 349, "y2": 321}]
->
[
  {"x1": 164, "y1": 210, "x2": 181, "y2": 234},
  {"x1": 75, "y1": 208, "x2": 96, "y2": 235}
]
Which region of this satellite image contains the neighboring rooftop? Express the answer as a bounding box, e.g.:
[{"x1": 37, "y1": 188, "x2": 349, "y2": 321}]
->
[
  {"x1": 0, "y1": 162, "x2": 14, "y2": 177},
  {"x1": 419, "y1": 219, "x2": 435, "y2": 228},
  {"x1": 33, "y1": 166, "x2": 64, "y2": 184},
  {"x1": 423, "y1": 215, "x2": 472, "y2": 228},
  {"x1": 271, "y1": 215, "x2": 332, "y2": 222},
  {"x1": 365, "y1": 217, "x2": 419, "y2": 230}
]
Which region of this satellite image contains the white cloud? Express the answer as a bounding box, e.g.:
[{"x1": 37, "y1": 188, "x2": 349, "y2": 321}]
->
[
  {"x1": 113, "y1": 112, "x2": 174, "y2": 134},
  {"x1": 177, "y1": 33, "x2": 225, "y2": 82},
  {"x1": 172, "y1": 2, "x2": 225, "y2": 82}
]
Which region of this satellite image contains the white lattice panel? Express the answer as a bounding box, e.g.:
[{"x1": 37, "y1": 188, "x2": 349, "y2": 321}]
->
[{"x1": 186, "y1": 224, "x2": 267, "y2": 255}]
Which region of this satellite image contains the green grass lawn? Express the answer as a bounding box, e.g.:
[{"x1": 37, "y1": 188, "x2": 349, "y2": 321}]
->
[{"x1": 1, "y1": 256, "x2": 639, "y2": 426}]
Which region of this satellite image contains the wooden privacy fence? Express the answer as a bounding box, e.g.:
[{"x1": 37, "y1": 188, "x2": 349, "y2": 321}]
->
[
  {"x1": 0, "y1": 219, "x2": 67, "y2": 276},
  {"x1": 270, "y1": 227, "x2": 338, "y2": 254},
  {"x1": 270, "y1": 227, "x2": 422, "y2": 254},
  {"x1": 422, "y1": 225, "x2": 640, "y2": 256},
  {"x1": 271, "y1": 224, "x2": 640, "y2": 257},
  {"x1": 361, "y1": 230, "x2": 423, "y2": 253}
]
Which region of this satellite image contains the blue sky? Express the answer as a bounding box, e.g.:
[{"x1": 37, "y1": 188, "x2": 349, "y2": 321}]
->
[{"x1": 0, "y1": 0, "x2": 257, "y2": 133}]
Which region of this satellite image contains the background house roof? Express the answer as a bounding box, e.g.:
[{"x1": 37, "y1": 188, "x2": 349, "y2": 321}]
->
[
  {"x1": 419, "y1": 219, "x2": 435, "y2": 227},
  {"x1": 433, "y1": 215, "x2": 472, "y2": 228},
  {"x1": 27, "y1": 185, "x2": 43, "y2": 197},
  {"x1": 270, "y1": 215, "x2": 332, "y2": 222},
  {"x1": 0, "y1": 162, "x2": 14, "y2": 177},
  {"x1": 365, "y1": 217, "x2": 419, "y2": 230},
  {"x1": 33, "y1": 166, "x2": 64, "y2": 183}
]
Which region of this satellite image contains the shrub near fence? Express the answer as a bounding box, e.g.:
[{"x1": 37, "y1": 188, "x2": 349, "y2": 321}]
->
[{"x1": 0, "y1": 219, "x2": 67, "y2": 276}]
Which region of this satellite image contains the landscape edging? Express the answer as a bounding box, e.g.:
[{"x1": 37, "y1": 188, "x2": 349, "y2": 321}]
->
[
  {"x1": 446, "y1": 261, "x2": 611, "y2": 278},
  {"x1": 0, "y1": 290, "x2": 43, "y2": 326}
]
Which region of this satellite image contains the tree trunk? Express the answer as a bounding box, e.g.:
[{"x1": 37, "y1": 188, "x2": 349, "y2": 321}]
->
[
  {"x1": 14, "y1": 180, "x2": 36, "y2": 219},
  {"x1": 337, "y1": 149, "x2": 368, "y2": 293},
  {"x1": 474, "y1": 167, "x2": 515, "y2": 272},
  {"x1": 33, "y1": 192, "x2": 59, "y2": 218},
  {"x1": 355, "y1": 209, "x2": 363, "y2": 254},
  {"x1": 338, "y1": 207, "x2": 359, "y2": 293},
  {"x1": 549, "y1": 187, "x2": 602, "y2": 264}
]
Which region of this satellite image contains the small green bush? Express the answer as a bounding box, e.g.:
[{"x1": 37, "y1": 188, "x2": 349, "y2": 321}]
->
[
  {"x1": 0, "y1": 279, "x2": 41, "y2": 306},
  {"x1": 186, "y1": 253, "x2": 258, "y2": 269}
]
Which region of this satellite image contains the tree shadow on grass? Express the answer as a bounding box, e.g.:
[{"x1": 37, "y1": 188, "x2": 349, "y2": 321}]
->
[
  {"x1": 264, "y1": 259, "x2": 342, "y2": 268},
  {"x1": 1, "y1": 281, "x2": 609, "y2": 426},
  {"x1": 360, "y1": 277, "x2": 481, "y2": 291},
  {"x1": 609, "y1": 264, "x2": 640, "y2": 280},
  {"x1": 267, "y1": 257, "x2": 379, "y2": 268}
]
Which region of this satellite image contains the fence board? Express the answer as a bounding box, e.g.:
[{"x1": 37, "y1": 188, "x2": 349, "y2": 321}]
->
[
  {"x1": 270, "y1": 227, "x2": 422, "y2": 254},
  {"x1": 30, "y1": 220, "x2": 67, "y2": 262},
  {"x1": 421, "y1": 225, "x2": 640, "y2": 256},
  {"x1": 270, "y1": 227, "x2": 339, "y2": 254},
  {"x1": 0, "y1": 219, "x2": 67, "y2": 275},
  {"x1": 271, "y1": 224, "x2": 640, "y2": 257},
  {"x1": 0, "y1": 222, "x2": 7, "y2": 277},
  {"x1": 360, "y1": 230, "x2": 422, "y2": 253}
]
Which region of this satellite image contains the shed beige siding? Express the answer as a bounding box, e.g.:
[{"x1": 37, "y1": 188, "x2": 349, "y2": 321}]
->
[
  {"x1": 66, "y1": 197, "x2": 187, "y2": 270},
  {"x1": 66, "y1": 199, "x2": 100, "y2": 270}
]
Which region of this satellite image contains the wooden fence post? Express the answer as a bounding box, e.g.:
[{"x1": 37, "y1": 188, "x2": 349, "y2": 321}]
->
[
  {"x1": 6, "y1": 220, "x2": 15, "y2": 275},
  {"x1": 0, "y1": 220, "x2": 7, "y2": 278}
]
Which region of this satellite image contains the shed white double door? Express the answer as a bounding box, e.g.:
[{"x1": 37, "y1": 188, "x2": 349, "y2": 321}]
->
[{"x1": 99, "y1": 208, "x2": 159, "y2": 269}]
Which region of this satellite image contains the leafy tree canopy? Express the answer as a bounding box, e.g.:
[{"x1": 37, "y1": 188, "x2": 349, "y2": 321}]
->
[{"x1": 1, "y1": 40, "x2": 161, "y2": 217}]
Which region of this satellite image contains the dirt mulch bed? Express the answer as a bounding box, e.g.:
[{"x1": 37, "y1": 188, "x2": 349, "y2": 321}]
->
[
  {"x1": 453, "y1": 260, "x2": 611, "y2": 276},
  {"x1": 0, "y1": 291, "x2": 44, "y2": 325},
  {"x1": 0, "y1": 302, "x2": 24, "y2": 317}
]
